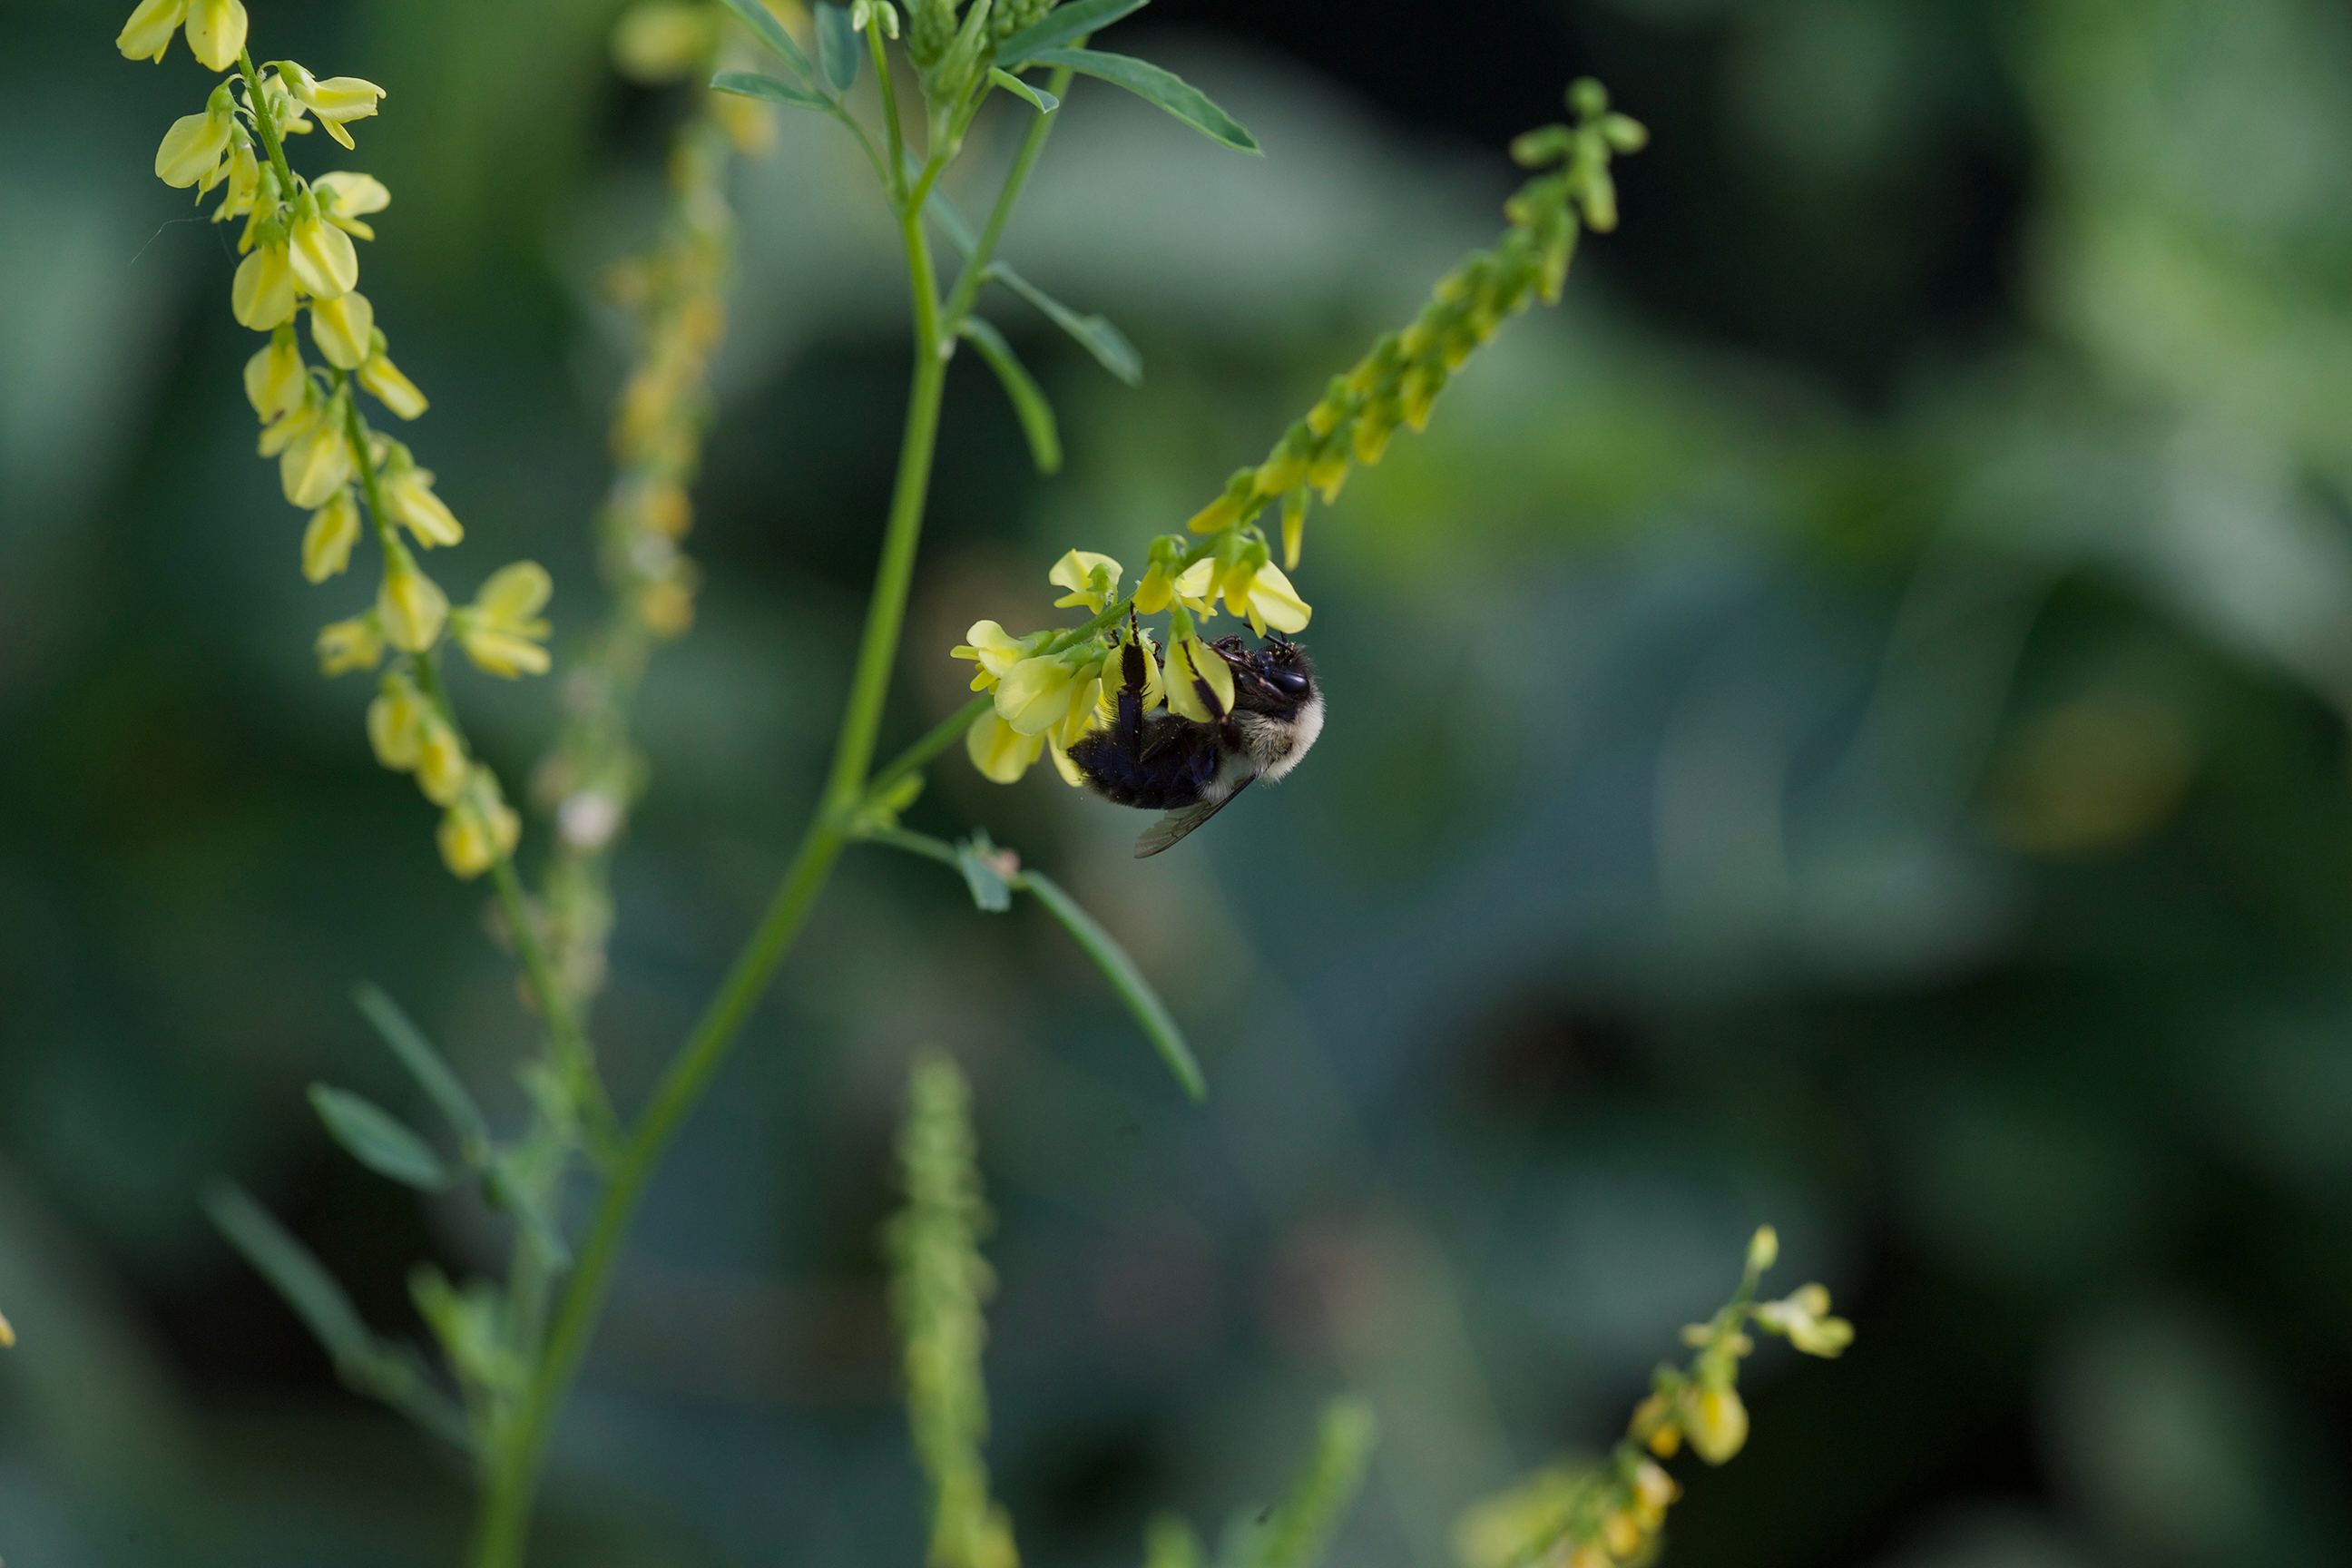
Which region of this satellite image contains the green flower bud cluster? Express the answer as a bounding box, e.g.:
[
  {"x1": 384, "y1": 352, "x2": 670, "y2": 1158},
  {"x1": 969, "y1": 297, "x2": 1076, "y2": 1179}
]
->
[{"x1": 1182, "y1": 78, "x2": 1647, "y2": 573}]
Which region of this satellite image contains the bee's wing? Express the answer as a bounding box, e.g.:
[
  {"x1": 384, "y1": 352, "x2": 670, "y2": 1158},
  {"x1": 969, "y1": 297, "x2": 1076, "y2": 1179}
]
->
[{"x1": 1133, "y1": 777, "x2": 1254, "y2": 858}]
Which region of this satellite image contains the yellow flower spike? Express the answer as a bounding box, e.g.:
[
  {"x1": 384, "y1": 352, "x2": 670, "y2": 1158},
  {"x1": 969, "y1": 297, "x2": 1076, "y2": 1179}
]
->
[
  {"x1": 302, "y1": 487, "x2": 361, "y2": 582},
  {"x1": 243, "y1": 326, "x2": 306, "y2": 423},
  {"x1": 377, "y1": 560, "x2": 448, "y2": 652},
  {"x1": 279, "y1": 408, "x2": 355, "y2": 508},
  {"x1": 1047, "y1": 549, "x2": 1122, "y2": 612},
  {"x1": 948, "y1": 620, "x2": 1033, "y2": 692},
  {"x1": 1164, "y1": 632, "x2": 1233, "y2": 723},
  {"x1": 182, "y1": 0, "x2": 247, "y2": 72},
  {"x1": 231, "y1": 242, "x2": 299, "y2": 329},
  {"x1": 414, "y1": 716, "x2": 469, "y2": 806},
  {"x1": 1308, "y1": 439, "x2": 1349, "y2": 503},
  {"x1": 965, "y1": 709, "x2": 1045, "y2": 783},
  {"x1": 278, "y1": 64, "x2": 387, "y2": 151},
  {"x1": 287, "y1": 191, "x2": 359, "y2": 299},
  {"x1": 357, "y1": 342, "x2": 427, "y2": 419},
  {"x1": 117, "y1": 0, "x2": 187, "y2": 62},
  {"x1": 378, "y1": 456, "x2": 463, "y2": 547},
  {"x1": 993, "y1": 653, "x2": 1085, "y2": 737},
  {"x1": 309, "y1": 290, "x2": 374, "y2": 370},
  {"x1": 366, "y1": 671, "x2": 426, "y2": 767},
  {"x1": 311, "y1": 172, "x2": 389, "y2": 239},
  {"x1": 1681, "y1": 1384, "x2": 1749, "y2": 1465},
  {"x1": 315, "y1": 614, "x2": 383, "y2": 676},
  {"x1": 154, "y1": 86, "x2": 235, "y2": 187}
]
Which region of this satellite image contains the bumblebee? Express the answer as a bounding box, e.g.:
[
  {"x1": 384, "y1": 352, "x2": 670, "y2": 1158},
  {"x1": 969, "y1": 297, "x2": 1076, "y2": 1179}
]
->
[{"x1": 1067, "y1": 626, "x2": 1325, "y2": 857}]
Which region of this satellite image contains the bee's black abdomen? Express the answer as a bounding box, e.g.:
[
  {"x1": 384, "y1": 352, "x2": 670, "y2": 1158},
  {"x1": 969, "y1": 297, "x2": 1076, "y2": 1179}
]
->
[{"x1": 1068, "y1": 715, "x2": 1221, "y2": 810}]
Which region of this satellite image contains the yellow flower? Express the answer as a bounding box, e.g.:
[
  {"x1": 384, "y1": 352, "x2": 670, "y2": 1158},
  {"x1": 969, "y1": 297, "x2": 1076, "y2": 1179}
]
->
[
  {"x1": 1044, "y1": 668, "x2": 1105, "y2": 784},
  {"x1": 367, "y1": 671, "x2": 426, "y2": 767},
  {"x1": 1185, "y1": 492, "x2": 1244, "y2": 535},
  {"x1": 1132, "y1": 557, "x2": 1214, "y2": 617},
  {"x1": 211, "y1": 137, "x2": 260, "y2": 220},
  {"x1": 456, "y1": 562, "x2": 554, "y2": 678},
  {"x1": 1754, "y1": 1283, "x2": 1855, "y2": 1358},
  {"x1": 186, "y1": 0, "x2": 246, "y2": 70},
  {"x1": 437, "y1": 773, "x2": 520, "y2": 879},
  {"x1": 279, "y1": 410, "x2": 353, "y2": 508},
  {"x1": 378, "y1": 449, "x2": 463, "y2": 547},
  {"x1": 154, "y1": 83, "x2": 236, "y2": 187},
  {"x1": 1747, "y1": 1225, "x2": 1779, "y2": 1273},
  {"x1": 0, "y1": 1308, "x2": 14, "y2": 1348},
  {"x1": 611, "y1": 0, "x2": 720, "y2": 83},
  {"x1": 287, "y1": 191, "x2": 359, "y2": 299},
  {"x1": 357, "y1": 344, "x2": 427, "y2": 420},
  {"x1": 258, "y1": 386, "x2": 320, "y2": 457},
  {"x1": 243, "y1": 326, "x2": 306, "y2": 423},
  {"x1": 1630, "y1": 1461, "x2": 1679, "y2": 1527},
  {"x1": 965, "y1": 709, "x2": 1045, "y2": 783},
  {"x1": 994, "y1": 652, "x2": 1093, "y2": 737},
  {"x1": 316, "y1": 614, "x2": 383, "y2": 676},
  {"x1": 949, "y1": 620, "x2": 1036, "y2": 692},
  {"x1": 640, "y1": 578, "x2": 694, "y2": 637},
  {"x1": 415, "y1": 715, "x2": 469, "y2": 805},
  {"x1": 311, "y1": 172, "x2": 390, "y2": 240},
  {"x1": 1095, "y1": 628, "x2": 1163, "y2": 718},
  {"x1": 1048, "y1": 549, "x2": 1122, "y2": 612},
  {"x1": 117, "y1": 0, "x2": 188, "y2": 62},
  {"x1": 302, "y1": 487, "x2": 361, "y2": 581},
  {"x1": 1164, "y1": 632, "x2": 1233, "y2": 722},
  {"x1": 1600, "y1": 1512, "x2": 1642, "y2": 1559},
  {"x1": 378, "y1": 561, "x2": 448, "y2": 652},
  {"x1": 1681, "y1": 1384, "x2": 1748, "y2": 1465},
  {"x1": 1218, "y1": 557, "x2": 1310, "y2": 635},
  {"x1": 278, "y1": 64, "x2": 387, "y2": 150},
  {"x1": 231, "y1": 242, "x2": 298, "y2": 329},
  {"x1": 1628, "y1": 1390, "x2": 1681, "y2": 1457},
  {"x1": 309, "y1": 289, "x2": 373, "y2": 369}
]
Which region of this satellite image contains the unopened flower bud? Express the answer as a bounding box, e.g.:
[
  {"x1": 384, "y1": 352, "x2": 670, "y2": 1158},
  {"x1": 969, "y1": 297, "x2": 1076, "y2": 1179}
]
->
[
  {"x1": 378, "y1": 561, "x2": 448, "y2": 652},
  {"x1": 302, "y1": 487, "x2": 361, "y2": 582}
]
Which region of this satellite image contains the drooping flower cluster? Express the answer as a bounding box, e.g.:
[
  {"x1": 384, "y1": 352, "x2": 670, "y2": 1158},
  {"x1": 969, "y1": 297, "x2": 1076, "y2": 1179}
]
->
[
  {"x1": 122, "y1": 6, "x2": 552, "y2": 877},
  {"x1": 949, "y1": 83, "x2": 1642, "y2": 788},
  {"x1": 1453, "y1": 1228, "x2": 1854, "y2": 1568}
]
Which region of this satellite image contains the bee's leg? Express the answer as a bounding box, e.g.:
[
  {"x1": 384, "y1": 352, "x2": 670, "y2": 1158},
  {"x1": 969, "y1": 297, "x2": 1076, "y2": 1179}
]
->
[{"x1": 1112, "y1": 616, "x2": 1151, "y2": 759}]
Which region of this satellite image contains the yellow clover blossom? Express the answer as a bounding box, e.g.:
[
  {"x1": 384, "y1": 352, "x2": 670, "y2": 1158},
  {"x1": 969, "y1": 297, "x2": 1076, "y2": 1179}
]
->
[
  {"x1": 117, "y1": 0, "x2": 245, "y2": 70},
  {"x1": 1045, "y1": 666, "x2": 1106, "y2": 786},
  {"x1": 437, "y1": 773, "x2": 522, "y2": 879},
  {"x1": 311, "y1": 172, "x2": 390, "y2": 240},
  {"x1": 994, "y1": 651, "x2": 1098, "y2": 737},
  {"x1": 211, "y1": 137, "x2": 260, "y2": 221},
  {"x1": 357, "y1": 338, "x2": 427, "y2": 419},
  {"x1": 367, "y1": 671, "x2": 428, "y2": 767},
  {"x1": 302, "y1": 487, "x2": 361, "y2": 582},
  {"x1": 1753, "y1": 1283, "x2": 1855, "y2": 1357},
  {"x1": 309, "y1": 289, "x2": 374, "y2": 369},
  {"x1": 276, "y1": 63, "x2": 387, "y2": 151},
  {"x1": 965, "y1": 710, "x2": 1046, "y2": 784},
  {"x1": 231, "y1": 241, "x2": 299, "y2": 329},
  {"x1": 1047, "y1": 549, "x2": 1122, "y2": 612},
  {"x1": 279, "y1": 400, "x2": 354, "y2": 508},
  {"x1": 378, "y1": 559, "x2": 448, "y2": 652},
  {"x1": 455, "y1": 562, "x2": 554, "y2": 678},
  {"x1": 243, "y1": 326, "x2": 306, "y2": 423},
  {"x1": 1218, "y1": 556, "x2": 1310, "y2": 635},
  {"x1": 1629, "y1": 1390, "x2": 1681, "y2": 1458},
  {"x1": 950, "y1": 620, "x2": 1041, "y2": 692},
  {"x1": 377, "y1": 446, "x2": 463, "y2": 547},
  {"x1": 414, "y1": 714, "x2": 469, "y2": 806},
  {"x1": 316, "y1": 614, "x2": 383, "y2": 676},
  {"x1": 1132, "y1": 556, "x2": 1215, "y2": 618},
  {"x1": 287, "y1": 188, "x2": 359, "y2": 299},
  {"x1": 154, "y1": 83, "x2": 237, "y2": 188},
  {"x1": 1163, "y1": 630, "x2": 1233, "y2": 723},
  {"x1": 1680, "y1": 1383, "x2": 1748, "y2": 1465},
  {"x1": 0, "y1": 1308, "x2": 13, "y2": 1348}
]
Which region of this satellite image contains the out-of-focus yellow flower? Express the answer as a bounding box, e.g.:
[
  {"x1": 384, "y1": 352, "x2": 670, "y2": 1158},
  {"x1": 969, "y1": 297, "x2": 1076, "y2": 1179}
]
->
[
  {"x1": 117, "y1": 0, "x2": 187, "y2": 62},
  {"x1": 1048, "y1": 549, "x2": 1122, "y2": 612},
  {"x1": 1681, "y1": 1384, "x2": 1748, "y2": 1465},
  {"x1": 0, "y1": 1308, "x2": 14, "y2": 1348},
  {"x1": 1754, "y1": 1283, "x2": 1854, "y2": 1357},
  {"x1": 367, "y1": 671, "x2": 427, "y2": 767},
  {"x1": 311, "y1": 172, "x2": 389, "y2": 239},
  {"x1": 612, "y1": 0, "x2": 719, "y2": 83},
  {"x1": 302, "y1": 487, "x2": 361, "y2": 581},
  {"x1": 317, "y1": 614, "x2": 383, "y2": 675},
  {"x1": 1164, "y1": 632, "x2": 1233, "y2": 722},
  {"x1": 1630, "y1": 1460, "x2": 1679, "y2": 1527},
  {"x1": 950, "y1": 620, "x2": 1039, "y2": 692},
  {"x1": 1629, "y1": 1391, "x2": 1681, "y2": 1458},
  {"x1": 1043, "y1": 667, "x2": 1105, "y2": 785},
  {"x1": 1218, "y1": 557, "x2": 1310, "y2": 635},
  {"x1": 287, "y1": 191, "x2": 359, "y2": 298},
  {"x1": 357, "y1": 340, "x2": 426, "y2": 419},
  {"x1": 1565, "y1": 1546, "x2": 1608, "y2": 1568},
  {"x1": 211, "y1": 137, "x2": 260, "y2": 220},
  {"x1": 456, "y1": 562, "x2": 554, "y2": 678},
  {"x1": 437, "y1": 772, "x2": 520, "y2": 879},
  {"x1": 378, "y1": 448, "x2": 463, "y2": 547},
  {"x1": 278, "y1": 64, "x2": 386, "y2": 150},
  {"x1": 309, "y1": 289, "x2": 373, "y2": 369},
  {"x1": 378, "y1": 560, "x2": 447, "y2": 652},
  {"x1": 1600, "y1": 1511, "x2": 1642, "y2": 1559},
  {"x1": 1747, "y1": 1226, "x2": 1779, "y2": 1273},
  {"x1": 415, "y1": 714, "x2": 468, "y2": 805},
  {"x1": 1132, "y1": 557, "x2": 1214, "y2": 617},
  {"x1": 155, "y1": 83, "x2": 236, "y2": 187},
  {"x1": 279, "y1": 408, "x2": 354, "y2": 507},
  {"x1": 640, "y1": 578, "x2": 694, "y2": 637},
  {"x1": 232, "y1": 241, "x2": 298, "y2": 329},
  {"x1": 182, "y1": 0, "x2": 245, "y2": 71},
  {"x1": 244, "y1": 326, "x2": 306, "y2": 423},
  {"x1": 965, "y1": 709, "x2": 1045, "y2": 783},
  {"x1": 258, "y1": 386, "x2": 320, "y2": 457}
]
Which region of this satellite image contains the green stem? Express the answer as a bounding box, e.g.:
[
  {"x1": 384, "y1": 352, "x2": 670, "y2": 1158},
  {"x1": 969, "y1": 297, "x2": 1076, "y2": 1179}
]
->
[
  {"x1": 858, "y1": 692, "x2": 991, "y2": 812},
  {"x1": 236, "y1": 49, "x2": 298, "y2": 199},
  {"x1": 870, "y1": 22, "x2": 907, "y2": 204}
]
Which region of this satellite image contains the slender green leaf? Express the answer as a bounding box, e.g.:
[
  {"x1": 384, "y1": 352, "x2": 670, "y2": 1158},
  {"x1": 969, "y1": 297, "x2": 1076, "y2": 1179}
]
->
[
  {"x1": 205, "y1": 1180, "x2": 375, "y2": 1362},
  {"x1": 353, "y1": 983, "x2": 488, "y2": 1156},
  {"x1": 815, "y1": 2, "x2": 861, "y2": 93},
  {"x1": 309, "y1": 1084, "x2": 450, "y2": 1191},
  {"x1": 959, "y1": 318, "x2": 1063, "y2": 475},
  {"x1": 713, "y1": 0, "x2": 816, "y2": 82},
  {"x1": 987, "y1": 67, "x2": 1060, "y2": 114},
  {"x1": 950, "y1": 829, "x2": 1018, "y2": 911},
  {"x1": 486, "y1": 1157, "x2": 574, "y2": 1269},
  {"x1": 1023, "y1": 47, "x2": 1259, "y2": 152},
  {"x1": 995, "y1": 0, "x2": 1150, "y2": 64},
  {"x1": 1018, "y1": 870, "x2": 1205, "y2": 1099},
  {"x1": 710, "y1": 70, "x2": 832, "y2": 111},
  {"x1": 986, "y1": 262, "x2": 1142, "y2": 386},
  {"x1": 1222, "y1": 1399, "x2": 1379, "y2": 1568}
]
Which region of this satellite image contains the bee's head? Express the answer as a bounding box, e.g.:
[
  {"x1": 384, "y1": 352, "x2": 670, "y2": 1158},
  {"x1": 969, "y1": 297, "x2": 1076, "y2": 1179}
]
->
[{"x1": 1224, "y1": 634, "x2": 1315, "y2": 716}]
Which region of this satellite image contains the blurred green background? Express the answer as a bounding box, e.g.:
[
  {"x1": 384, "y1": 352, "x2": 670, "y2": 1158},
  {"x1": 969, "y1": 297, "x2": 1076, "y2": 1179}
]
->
[{"x1": 6, "y1": 0, "x2": 2352, "y2": 1563}]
